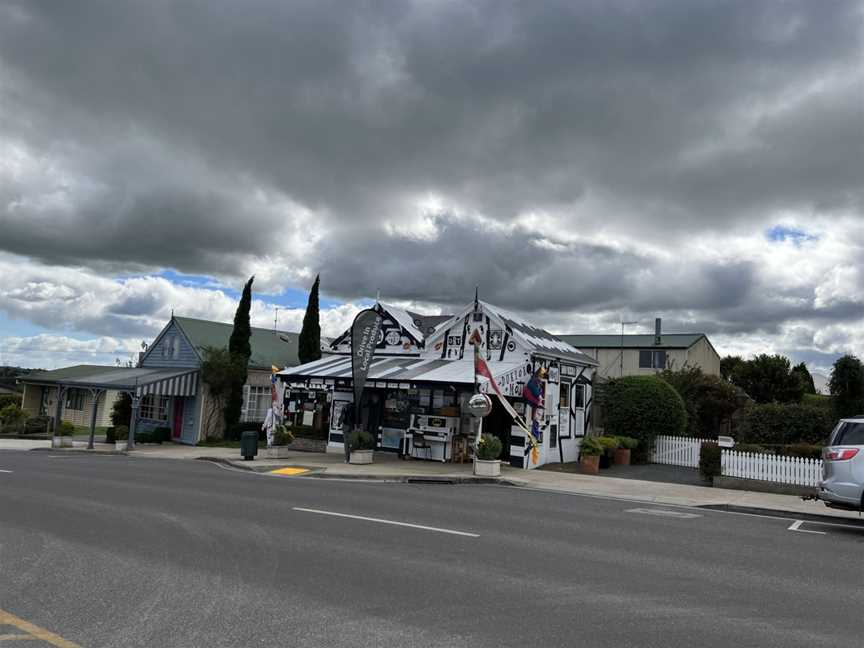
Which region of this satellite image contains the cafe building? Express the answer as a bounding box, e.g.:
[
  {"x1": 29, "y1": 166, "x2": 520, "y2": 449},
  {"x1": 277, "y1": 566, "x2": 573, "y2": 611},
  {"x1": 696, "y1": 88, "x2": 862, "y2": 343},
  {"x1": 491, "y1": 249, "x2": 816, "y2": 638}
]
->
[{"x1": 279, "y1": 298, "x2": 598, "y2": 469}]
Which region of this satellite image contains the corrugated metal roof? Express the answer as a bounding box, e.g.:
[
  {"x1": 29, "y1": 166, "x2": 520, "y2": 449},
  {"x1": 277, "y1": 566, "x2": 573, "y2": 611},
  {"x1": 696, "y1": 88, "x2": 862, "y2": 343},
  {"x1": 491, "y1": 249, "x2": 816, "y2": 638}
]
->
[
  {"x1": 173, "y1": 316, "x2": 299, "y2": 369},
  {"x1": 559, "y1": 333, "x2": 706, "y2": 349},
  {"x1": 20, "y1": 365, "x2": 199, "y2": 395}
]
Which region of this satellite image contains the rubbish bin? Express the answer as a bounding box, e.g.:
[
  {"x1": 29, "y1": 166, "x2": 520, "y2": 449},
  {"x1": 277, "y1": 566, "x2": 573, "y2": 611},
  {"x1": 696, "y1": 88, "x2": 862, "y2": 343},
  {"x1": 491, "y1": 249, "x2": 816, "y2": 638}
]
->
[{"x1": 240, "y1": 430, "x2": 258, "y2": 461}]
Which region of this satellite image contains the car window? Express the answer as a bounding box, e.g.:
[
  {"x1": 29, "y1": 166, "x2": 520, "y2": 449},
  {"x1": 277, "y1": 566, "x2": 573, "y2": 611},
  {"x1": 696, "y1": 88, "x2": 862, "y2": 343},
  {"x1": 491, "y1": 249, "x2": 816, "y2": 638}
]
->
[{"x1": 832, "y1": 422, "x2": 864, "y2": 446}]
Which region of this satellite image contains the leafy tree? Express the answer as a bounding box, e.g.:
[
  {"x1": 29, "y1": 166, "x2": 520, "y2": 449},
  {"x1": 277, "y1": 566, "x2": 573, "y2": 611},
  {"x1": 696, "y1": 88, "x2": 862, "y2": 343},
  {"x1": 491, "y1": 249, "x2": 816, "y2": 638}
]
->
[
  {"x1": 737, "y1": 403, "x2": 834, "y2": 445},
  {"x1": 600, "y1": 376, "x2": 687, "y2": 462},
  {"x1": 200, "y1": 346, "x2": 246, "y2": 439},
  {"x1": 829, "y1": 354, "x2": 864, "y2": 418},
  {"x1": 720, "y1": 355, "x2": 744, "y2": 382},
  {"x1": 791, "y1": 362, "x2": 816, "y2": 395},
  {"x1": 110, "y1": 392, "x2": 132, "y2": 428},
  {"x1": 298, "y1": 274, "x2": 322, "y2": 365},
  {"x1": 660, "y1": 366, "x2": 742, "y2": 438},
  {"x1": 224, "y1": 276, "x2": 254, "y2": 429},
  {"x1": 728, "y1": 354, "x2": 804, "y2": 404}
]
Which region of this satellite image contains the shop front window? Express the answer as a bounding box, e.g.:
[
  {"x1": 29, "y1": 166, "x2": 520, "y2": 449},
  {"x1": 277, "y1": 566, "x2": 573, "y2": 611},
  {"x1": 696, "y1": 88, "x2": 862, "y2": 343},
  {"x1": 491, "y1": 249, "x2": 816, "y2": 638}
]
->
[{"x1": 140, "y1": 395, "x2": 170, "y2": 421}]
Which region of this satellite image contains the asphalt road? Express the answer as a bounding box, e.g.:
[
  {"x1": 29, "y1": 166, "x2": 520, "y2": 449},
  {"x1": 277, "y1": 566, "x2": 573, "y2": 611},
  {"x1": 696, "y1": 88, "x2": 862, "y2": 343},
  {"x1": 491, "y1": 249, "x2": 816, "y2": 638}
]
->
[{"x1": 1, "y1": 451, "x2": 862, "y2": 648}]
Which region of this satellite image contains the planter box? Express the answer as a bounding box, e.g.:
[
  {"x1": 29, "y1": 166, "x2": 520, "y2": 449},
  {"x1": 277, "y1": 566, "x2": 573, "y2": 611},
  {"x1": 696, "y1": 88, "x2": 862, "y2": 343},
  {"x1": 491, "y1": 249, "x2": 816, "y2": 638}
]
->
[
  {"x1": 261, "y1": 446, "x2": 293, "y2": 459},
  {"x1": 473, "y1": 459, "x2": 501, "y2": 477},
  {"x1": 580, "y1": 455, "x2": 600, "y2": 475},
  {"x1": 614, "y1": 448, "x2": 631, "y2": 466},
  {"x1": 52, "y1": 436, "x2": 74, "y2": 448},
  {"x1": 599, "y1": 453, "x2": 612, "y2": 469},
  {"x1": 349, "y1": 449, "x2": 374, "y2": 465},
  {"x1": 115, "y1": 441, "x2": 128, "y2": 451}
]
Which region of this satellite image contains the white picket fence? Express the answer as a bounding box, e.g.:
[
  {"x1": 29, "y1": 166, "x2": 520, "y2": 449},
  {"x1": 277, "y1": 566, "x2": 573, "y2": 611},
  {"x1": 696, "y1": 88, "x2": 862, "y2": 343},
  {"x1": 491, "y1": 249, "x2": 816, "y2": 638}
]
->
[
  {"x1": 651, "y1": 435, "x2": 711, "y2": 468},
  {"x1": 721, "y1": 450, "x2": 823, "y2": 487}
]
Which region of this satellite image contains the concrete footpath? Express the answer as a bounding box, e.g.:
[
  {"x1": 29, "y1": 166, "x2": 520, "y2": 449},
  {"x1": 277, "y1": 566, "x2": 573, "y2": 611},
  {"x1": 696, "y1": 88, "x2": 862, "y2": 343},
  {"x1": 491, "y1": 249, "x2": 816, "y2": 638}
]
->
[{"x1": 4, "y1": 437, "x2": 861, "y2": 523}]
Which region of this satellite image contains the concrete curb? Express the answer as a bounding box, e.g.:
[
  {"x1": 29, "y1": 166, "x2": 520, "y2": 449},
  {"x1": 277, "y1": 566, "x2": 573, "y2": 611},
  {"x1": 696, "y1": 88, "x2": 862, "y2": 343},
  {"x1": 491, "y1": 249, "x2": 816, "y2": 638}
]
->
[
  {"x1": 30, "y1": 447, "x2": 125, "y2": 456},
  {"x1": 697, "y1": 503, "x2": 864, "y2": 527}
]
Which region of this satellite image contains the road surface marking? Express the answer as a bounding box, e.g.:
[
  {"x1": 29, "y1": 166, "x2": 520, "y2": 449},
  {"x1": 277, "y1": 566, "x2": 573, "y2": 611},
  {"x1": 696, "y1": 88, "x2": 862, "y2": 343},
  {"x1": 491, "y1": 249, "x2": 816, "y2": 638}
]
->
[
  {"x1": 626, "y1": 508, "x2": 701, "y2": 519},
  {"x1": 0, "y1": 469, "x2": 12, "y2": 473},
  {"x1": 0, "y1": 633, "x2": 39, "y2": 640},
  {"x1": 0, "y1": 609, "x2": 82, "y2": 647},
  {"x1": 293, "y1": 507, "x2": 480, "y2": 537},
  {"x1": 270, "y1": 467, "x2": 309, "y2": 476},
  {"x1": 788, "y1": 520, "x2": 827, "y2": 535}
]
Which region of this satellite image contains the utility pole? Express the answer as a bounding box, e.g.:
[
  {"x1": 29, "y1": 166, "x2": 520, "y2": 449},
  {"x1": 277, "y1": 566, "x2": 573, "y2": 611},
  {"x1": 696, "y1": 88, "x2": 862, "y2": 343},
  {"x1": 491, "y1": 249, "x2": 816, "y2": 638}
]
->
[{"x1": 620, "y1": 320, "x2": 638, "y2": 378}]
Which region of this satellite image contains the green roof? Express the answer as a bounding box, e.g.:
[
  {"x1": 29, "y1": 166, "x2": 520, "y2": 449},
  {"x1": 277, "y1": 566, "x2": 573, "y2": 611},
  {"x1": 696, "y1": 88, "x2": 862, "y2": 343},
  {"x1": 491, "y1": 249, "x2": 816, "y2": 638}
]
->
[
  {"x1": 174, "y1": 317, "x2": 299, "y2": 369},
  {"x1": 23, "y1": 364, "x2": 121, "y2": 382},
  {"x1": 560, "y1": 333, "x2": 706, "y2": 350}
]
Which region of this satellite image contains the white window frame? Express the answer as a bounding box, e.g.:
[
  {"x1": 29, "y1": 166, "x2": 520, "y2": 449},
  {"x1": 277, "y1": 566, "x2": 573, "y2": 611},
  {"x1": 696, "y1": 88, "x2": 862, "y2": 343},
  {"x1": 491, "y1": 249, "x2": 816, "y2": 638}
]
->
[
  {"x1": 242, "y1": 385, "x2": 272, "y2": 422},
  {"x1": 140, "y1": 395, "x2": 170, "y2": 421}
]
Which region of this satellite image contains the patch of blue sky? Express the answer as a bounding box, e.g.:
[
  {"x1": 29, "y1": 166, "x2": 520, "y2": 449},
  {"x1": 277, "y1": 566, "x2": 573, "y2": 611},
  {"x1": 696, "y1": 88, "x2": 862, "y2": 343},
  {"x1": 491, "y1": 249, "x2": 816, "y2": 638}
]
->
[
  {"x1": 0, "y1": 313, "x2": 47, "y2": 338},
  {"x1": 765, "y1": 225, "x2": 818, "y2": 246}
]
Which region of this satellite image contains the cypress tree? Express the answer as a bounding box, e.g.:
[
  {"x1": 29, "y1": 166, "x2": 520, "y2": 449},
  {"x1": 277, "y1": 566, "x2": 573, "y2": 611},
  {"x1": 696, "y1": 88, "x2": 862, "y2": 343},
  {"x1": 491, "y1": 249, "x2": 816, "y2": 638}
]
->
[
  {"x1": 298, "y1": 274, "x2": 322, "y2": 365},
  {"x1": 223, "y1": 275, "x2": 254, "y2": 430}
]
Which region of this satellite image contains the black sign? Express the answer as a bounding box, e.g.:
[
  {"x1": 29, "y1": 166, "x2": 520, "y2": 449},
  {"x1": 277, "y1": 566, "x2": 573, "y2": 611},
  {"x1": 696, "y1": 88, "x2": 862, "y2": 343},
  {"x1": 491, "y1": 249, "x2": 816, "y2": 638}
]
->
[{"x1": 348, "y1": 307, "x2": 384, "y2": 460}]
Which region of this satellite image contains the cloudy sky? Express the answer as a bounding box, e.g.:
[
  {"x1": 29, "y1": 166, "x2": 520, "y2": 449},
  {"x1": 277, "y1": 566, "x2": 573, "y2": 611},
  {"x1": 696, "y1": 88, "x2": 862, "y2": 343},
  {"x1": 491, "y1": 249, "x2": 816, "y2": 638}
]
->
[{"x1": 0, "y1": 1, "x2": 861, "y2": 373}]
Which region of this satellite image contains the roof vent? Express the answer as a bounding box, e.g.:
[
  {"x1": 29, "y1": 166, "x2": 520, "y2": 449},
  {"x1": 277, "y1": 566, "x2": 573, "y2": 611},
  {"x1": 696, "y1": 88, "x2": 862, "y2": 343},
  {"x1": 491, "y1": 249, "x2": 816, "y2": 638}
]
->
[{"x1": 654, "y1": 318, "x2": 662, "y2": 345}]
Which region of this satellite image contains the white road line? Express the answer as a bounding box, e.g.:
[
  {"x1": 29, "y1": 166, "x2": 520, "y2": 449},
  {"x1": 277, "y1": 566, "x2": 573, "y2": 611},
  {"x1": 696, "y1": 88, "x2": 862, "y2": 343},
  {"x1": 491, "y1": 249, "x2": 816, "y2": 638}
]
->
[
  {"x1": 626, "y1": 507, "x2": 701, "y2": 519},
  {"x1": 292, "y1": 507, "x2": 480, "y2": 537},
  {"x1": 0, "y1": 469, "x2": 12, "y2": 473},
  {"x1": 788, "y1": 520, "x2": 827, "y2": 535}
]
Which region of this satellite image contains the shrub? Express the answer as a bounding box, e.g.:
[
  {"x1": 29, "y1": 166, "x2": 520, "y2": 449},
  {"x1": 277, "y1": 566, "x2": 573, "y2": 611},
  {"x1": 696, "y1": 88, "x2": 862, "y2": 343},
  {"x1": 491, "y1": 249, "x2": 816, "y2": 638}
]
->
[
  {"x1": 579, "y1": 436, "x2": 604, "y2": 456},
  {"x1": 782, "y1": 443, "x2": 824, "y2": 460},
  {"x1": 476, "y1": 433, "x2": 502, "y2": 460},
  {"x1": 153, "y1": 426, "x2": 172, "y2": 443},
  {"x1": 736, "y1": 403, "x2": 834, "y2": 445},
  {"x1": 348, "y1": 430, "x2": 375, "y2": 451},
  {"x1": 57, "y1": 421, "x2": 75, "y2": 436},
  {"x1": 273, "y1": 424, "x2": 295, "y2": 446},
  {"x1": 135, "y1": 430, "x2": 153, "y2": 443},
  {"x1": 660, "y1": 366, "x2": 742, "y2": 437},
  {"x1": 601, "y1": 376, "x2": 688, "y2": 462},
  {"x1": 110, "y1": 393, "x2": 132, "y2": 427},
  {"x1": 616, "y1": 436, "x2": 639, "y2": 450},
  {"x1": 699, "y1": 442, "x2": 721, "y2": 482},
  {"x1": 114, "y1": 425, "x2": 129, "y2": 441},
  {"x1": 596, "y1": 436, "x2": 619, "y2": 453},
  {"x1": 105, "y1": 426, "x2": 116, "y2": 443},
  {"x1": 0, "y1": 394, "x2": 20, "y2": 410},
  {"x1": 733, "y1": 443, "x2": 770, "y2": 454},
  {"x1": 23, "y1": 415, "x2": 50, "y2": 435},
  {"x1": 0, "y1": 403, "x2": 28, "y2": 429}
]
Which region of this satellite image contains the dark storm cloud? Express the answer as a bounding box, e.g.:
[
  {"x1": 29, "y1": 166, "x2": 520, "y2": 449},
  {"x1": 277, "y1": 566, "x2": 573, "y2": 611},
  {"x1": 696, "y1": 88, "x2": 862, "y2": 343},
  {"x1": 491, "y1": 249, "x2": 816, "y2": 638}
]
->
[{"x1": 0, "y1": 0, "x2": 862, "y2": 348}]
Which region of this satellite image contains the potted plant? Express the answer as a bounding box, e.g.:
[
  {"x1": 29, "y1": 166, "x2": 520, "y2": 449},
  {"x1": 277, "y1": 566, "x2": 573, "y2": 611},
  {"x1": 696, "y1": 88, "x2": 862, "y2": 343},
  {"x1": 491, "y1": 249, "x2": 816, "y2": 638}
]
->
[
  {"x1": 597, "y1": 436, "x2": 619, "y2": 469},
  {"x1": 474, "y1": 433, "x2": 503, "y2": 477},
  {"x1": 114, "y1": 425, "x2": 129, "y2": 451},
  {"x1": 614, "y1": 436, "x2": 638, "y2": 465},
  {"x1": 265, "y1": 424, "x2": 295, "y2": 458},
  {"x1": 348, "y1": 430, "x2": 375, "y2": 464},
  {"x1": 579, "y1": 436, "x2": 603, "y2": 474},
  {"x1": 52, "y1": 421, "x2": 75, "y2": 448}
]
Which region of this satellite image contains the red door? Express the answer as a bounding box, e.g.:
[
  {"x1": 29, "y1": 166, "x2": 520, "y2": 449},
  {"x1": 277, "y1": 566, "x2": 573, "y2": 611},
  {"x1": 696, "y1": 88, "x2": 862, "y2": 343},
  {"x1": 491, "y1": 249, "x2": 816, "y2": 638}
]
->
[{"x1": 172, "y1": 399, "x2": 184, "y2": 441}]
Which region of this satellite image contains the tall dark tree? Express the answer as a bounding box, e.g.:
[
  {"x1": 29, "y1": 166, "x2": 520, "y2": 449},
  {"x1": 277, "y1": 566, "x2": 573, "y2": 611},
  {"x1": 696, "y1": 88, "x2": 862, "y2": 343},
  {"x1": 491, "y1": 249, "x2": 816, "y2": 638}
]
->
[
  {"x1": 829, "y1": 354, "x2": 864, "y2": 418},
  {"x1": 728, "y1": 354, "x2": 804, "y2": 404},
  {"x1": 720, "y1": 355, "x2": 744, "y2": 382},
  {"x1": 792, "y1": 362, "x2": 816, "y2": 395},
  {"x1": 298, "y1": 274, "x2": 322, "y2": 365},
  {"x1": 223, "y1": 276, "x2": 254, "y2": 430}
]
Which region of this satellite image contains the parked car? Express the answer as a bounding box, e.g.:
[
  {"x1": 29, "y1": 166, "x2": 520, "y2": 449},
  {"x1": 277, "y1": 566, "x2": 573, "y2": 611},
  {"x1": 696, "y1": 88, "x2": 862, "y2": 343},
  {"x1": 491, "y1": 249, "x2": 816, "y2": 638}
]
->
[{"x1": 818, "y1": 417, "x2": 864, "y2": 511}]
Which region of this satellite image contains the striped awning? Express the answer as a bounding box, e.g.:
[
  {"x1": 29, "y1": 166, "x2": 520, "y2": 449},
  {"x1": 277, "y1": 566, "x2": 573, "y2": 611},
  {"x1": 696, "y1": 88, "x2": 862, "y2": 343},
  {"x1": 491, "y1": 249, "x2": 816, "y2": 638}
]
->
[
  {"x1": 135, "y1": 369, "x2": 199, "y2": 398},
  {"x1": 278, "y1": 355, "x2": 526, "y2": 390}
]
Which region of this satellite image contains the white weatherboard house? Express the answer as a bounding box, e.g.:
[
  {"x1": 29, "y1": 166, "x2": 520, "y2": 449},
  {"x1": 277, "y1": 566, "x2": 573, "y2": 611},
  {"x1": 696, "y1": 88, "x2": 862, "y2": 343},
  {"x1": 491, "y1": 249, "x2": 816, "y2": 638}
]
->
[{"x1": 280, "y1": 299, "x2": 598, "y2": 469}]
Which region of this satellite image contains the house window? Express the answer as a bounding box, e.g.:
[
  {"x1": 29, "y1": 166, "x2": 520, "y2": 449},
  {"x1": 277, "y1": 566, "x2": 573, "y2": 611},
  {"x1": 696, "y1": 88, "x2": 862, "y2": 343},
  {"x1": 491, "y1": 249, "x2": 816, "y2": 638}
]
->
[
  {"x1": 639, "y1": 349, "x2": 667, "y2": 369},
  {"x1": 172, "y1": 336, "x2": 180, "y2": 359},
  {"x1": 65, "y1": 389, "x2": 86, "y2": 411},
  {"x1": 243, "y1": 386, "x2": 272, "y2": 422},
  {"x1": 559, "y1": 381, "x2": 570, "y2": 409},
  {"x1": 140, "y1": 395, "x2": 170, "y2": 421},
  {"x1": 572, "y1": 384, "x2": 585, "y2": 409}
]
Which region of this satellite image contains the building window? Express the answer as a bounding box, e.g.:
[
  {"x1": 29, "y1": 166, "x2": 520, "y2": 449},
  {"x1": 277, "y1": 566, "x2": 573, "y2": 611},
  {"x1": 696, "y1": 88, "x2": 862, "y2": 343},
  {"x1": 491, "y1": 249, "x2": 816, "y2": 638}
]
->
[
  {"x1": 140, "y1": 395, "x2": 170, "y2": 421},
  {"x1": 172, "y1": 336, "x2": 180, "y2": 359},
  {"x1": 572, "y1": 384, "x2": 585, "y2": 409},
  {"x1": 639, "y1": 349, "x2": 667, "y2": 369},
  {"x1": 559, "y1": 381, "x2": 570, "y2": 409},
  {"x1": 65, "y1": 389, "x2": 86, "y2": 411},
  {"x1": 243, "y1": 386, "x2": 272, "y2": 422}
]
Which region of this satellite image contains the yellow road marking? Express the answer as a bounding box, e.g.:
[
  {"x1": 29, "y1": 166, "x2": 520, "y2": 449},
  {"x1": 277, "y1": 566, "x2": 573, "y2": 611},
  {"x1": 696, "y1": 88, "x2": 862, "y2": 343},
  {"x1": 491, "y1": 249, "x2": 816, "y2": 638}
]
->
[
  {"x1": 269, "y1": 467, "x2": 309, "y2": 476},
  {"x1": 0, "y1": 634, "x2": 39, "y2": 641},
  {"x1": 0, "y1": 610, "x2": 82, "y2": 647}
]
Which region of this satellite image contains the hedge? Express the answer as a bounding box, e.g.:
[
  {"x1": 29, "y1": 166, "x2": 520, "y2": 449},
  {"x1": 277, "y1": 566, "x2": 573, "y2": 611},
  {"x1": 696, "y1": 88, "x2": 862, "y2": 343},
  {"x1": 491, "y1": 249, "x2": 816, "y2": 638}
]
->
[
  {"x1": 699, "y1": 442, "x2": 721, "y2": 482},
  {"x1": 600, "y1": 376, "x2": 688, "y2": 462},
  {"x1": 736, "y1": 403, "x2": 834, "y2": 446}
]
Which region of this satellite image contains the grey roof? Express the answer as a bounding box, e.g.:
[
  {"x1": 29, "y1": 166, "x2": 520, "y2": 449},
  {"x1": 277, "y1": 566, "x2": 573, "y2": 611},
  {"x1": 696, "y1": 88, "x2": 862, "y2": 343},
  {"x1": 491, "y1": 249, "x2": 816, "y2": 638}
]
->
[
  {"x1": 405, "y1": 311, "x2": 454, "y2": 337},
  {"x1": 20, "y1": 365, "x2": 198, "y2": 392},
  {"x1": 173, "y1": 316, "x2": 299, "y2": 369},
  {"x1": 559, "y1": 333, "x2": 707, "y2": 349}
]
